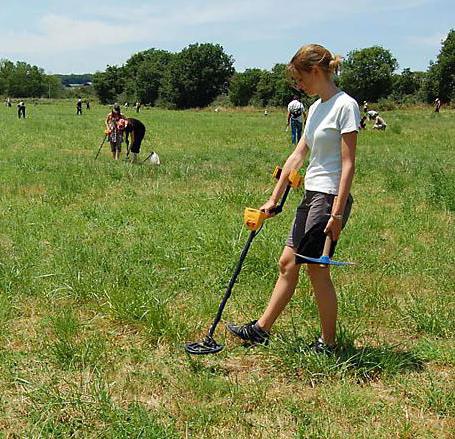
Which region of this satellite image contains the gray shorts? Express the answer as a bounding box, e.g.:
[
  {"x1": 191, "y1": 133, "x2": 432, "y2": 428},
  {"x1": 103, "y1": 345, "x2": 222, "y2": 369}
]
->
[{"x1": 286, "y1": 191, "x2": 353, "y2": 263}]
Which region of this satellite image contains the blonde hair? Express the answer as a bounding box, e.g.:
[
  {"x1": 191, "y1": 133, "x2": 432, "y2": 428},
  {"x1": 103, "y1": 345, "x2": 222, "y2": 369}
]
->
[{"x1": 288, "y1": 44, "x2": 342, "y2": 79}]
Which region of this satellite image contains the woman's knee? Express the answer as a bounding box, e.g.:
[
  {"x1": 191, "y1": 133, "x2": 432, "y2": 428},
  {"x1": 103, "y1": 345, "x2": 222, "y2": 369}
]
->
[{"x1": 278, "y1": 251, "x2": 298, "y2": 276}]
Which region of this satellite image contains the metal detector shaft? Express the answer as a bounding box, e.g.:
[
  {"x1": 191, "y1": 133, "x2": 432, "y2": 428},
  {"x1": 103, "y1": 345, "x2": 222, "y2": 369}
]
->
[
  {"x1": 95, "y1": 135, "x2": 107, "y2": 160},
  {"x1": 207, "y1": 230, "x2": 257, "y2": 338},
  {"x1": 272, "y1": 184, "x2": 291, "y2": 215}
]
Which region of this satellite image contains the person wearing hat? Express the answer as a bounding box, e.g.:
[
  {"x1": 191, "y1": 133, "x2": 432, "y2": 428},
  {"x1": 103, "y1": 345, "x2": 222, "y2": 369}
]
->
[{"x1": 105, "y1": 103, "x2": 127, "y2": 160}]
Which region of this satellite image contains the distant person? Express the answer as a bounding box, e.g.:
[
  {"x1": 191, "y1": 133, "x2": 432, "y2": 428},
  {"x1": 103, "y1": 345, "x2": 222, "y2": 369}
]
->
[
  {"x1": 359, "y1": 115, "x2": 367, "y2": 129},
  {"x1": 17, "y1": 101, "x2": 26, "y2": 119},
  {"x1": 124, "y1": 118, "x2": 146, "y2": 162},
  {"x1": 367, "y1": 109, "x2": 378, "y2": 121},
  {"x1": 372, "y1": 114, "x2": 387, "y2": 130},
  {"x1": 105, "y1": 103, "x2": 127, "y2": 160},
  {"x1": 264, "y1": 109, "x2": 268, "y2": 116},
  {"x1": 124, "y1": 102, "x2": 129, "y2": 108},
  {"x1": 86, "y1": 100, "x2": 90, "y2": 110},
  {"x1": 434, "y1": 97, "x2": 441, "y2": 113},
  {"x1": 135, "y1": 102, "x2": 141, "y2": 113},
  {"x1": 76, "y1": 97, "x2": 83, "y2": 115},
  {"x1": 363, "y1": 101, "x2": 368, "y2": 113},
  {"x1": 287, "y1": 95, "x2": 305, "y2": 144},
  {"x1": 6, "y1": 97, "x2": 11, "y2": 108}
]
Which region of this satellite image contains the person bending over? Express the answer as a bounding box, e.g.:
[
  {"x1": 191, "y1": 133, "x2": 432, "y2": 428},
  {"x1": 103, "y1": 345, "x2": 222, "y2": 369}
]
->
[
  {"x1": 372, "y1": 114, "x2": 387, "y2": 130},
  {"x1": 124, "y1": 118, "x2": 146, "y2": 162}
]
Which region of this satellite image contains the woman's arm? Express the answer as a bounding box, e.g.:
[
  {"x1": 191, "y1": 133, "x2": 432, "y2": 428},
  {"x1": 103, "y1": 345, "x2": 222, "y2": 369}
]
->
[
  {"x1": 261, "y1": 137, "x2": 309, "y2": 213},
  {"x1": 324, "y1": 130, "x2": 357, "y2": 240}
]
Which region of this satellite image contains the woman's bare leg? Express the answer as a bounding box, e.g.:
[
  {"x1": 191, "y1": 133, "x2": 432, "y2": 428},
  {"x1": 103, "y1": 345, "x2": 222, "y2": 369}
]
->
[
  {"x1": 306, "y1": 264, "x2": 337, "y2": 346},
  {"x1": 257, "y1": 246, "x2": 301, "y2": 332}
]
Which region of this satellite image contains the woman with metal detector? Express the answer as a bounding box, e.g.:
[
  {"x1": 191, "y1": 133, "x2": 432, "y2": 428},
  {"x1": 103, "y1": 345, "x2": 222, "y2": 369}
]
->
[{"x1": 227, "y1": 44, "x2": 360, "y2": 353}]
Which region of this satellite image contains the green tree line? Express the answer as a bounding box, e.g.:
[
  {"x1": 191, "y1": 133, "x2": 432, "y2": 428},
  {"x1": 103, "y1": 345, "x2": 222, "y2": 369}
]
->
[{"x1": 1, "y1": 30, "x2": 454, "y2": 107}]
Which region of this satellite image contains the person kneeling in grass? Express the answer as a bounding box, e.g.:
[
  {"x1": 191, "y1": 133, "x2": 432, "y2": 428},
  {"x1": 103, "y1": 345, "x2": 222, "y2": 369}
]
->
[
  {"x1": 227, "y1": 43, "x2": 359, "y2": 354},
  {"x1": 372, "y1": 114, "x2": 387, "y2": 130}
]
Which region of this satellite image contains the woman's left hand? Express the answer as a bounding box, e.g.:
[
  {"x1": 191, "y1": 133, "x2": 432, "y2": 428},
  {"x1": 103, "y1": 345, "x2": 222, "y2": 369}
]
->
[{"x1": 324, "y1": 217, "x2": 342, "y2": 241}]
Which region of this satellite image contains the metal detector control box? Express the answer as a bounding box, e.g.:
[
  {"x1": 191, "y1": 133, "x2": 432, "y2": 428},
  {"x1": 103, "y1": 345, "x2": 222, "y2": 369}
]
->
[{"x1": 243, "y1": 208, "x2": 268, "y2": 231}]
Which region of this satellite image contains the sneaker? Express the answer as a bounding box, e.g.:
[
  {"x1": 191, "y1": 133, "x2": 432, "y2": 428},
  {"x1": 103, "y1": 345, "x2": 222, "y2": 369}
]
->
[
  {"x1": 226, "y1": 320, "x2": 270, "y2": 346},
  {"x1": 308, "y1": 336, "x2": 336, "y2": 355}
]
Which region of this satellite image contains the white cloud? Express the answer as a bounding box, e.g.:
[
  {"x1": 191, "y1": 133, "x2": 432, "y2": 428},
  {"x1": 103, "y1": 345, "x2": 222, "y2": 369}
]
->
[{"x1": 2, "y1": 0, "x2": 435, "y2": 56}]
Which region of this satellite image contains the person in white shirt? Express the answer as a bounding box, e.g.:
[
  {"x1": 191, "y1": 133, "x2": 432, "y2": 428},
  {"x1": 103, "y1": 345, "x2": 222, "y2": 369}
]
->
[
  {"x1": 287, "y1": 96, "x2": 306, "y2": 144},
  {"x1": 227, "y1": 44, "x2": 360, "y2": 352},
  {"x1": 367, "y1": 109, "x2": 378, "y2": 120}
]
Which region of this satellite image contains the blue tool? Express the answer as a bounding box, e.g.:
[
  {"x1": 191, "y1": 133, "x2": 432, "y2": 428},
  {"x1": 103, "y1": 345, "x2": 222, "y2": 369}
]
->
[{"x1": 295, "y1": 236, "x2": 354, "y2": 267}]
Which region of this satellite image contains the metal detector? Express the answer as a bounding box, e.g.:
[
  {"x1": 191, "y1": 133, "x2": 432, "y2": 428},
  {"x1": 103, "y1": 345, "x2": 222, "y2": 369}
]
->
[
  {"x1": 94, "y1": 135, "x2": 108, "y2": 160},
  {"x1": 185, "y1": 168, "x2": 302, "y2": 355}
]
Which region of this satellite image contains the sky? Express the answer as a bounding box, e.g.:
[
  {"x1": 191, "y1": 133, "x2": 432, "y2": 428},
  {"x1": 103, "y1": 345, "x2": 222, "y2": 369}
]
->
[{"x1": 0, "y1": 0, "x2": 453, "y2": 74}]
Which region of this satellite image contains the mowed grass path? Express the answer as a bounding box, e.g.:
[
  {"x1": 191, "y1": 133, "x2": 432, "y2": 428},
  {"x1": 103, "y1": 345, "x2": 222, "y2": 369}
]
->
[{"x1": 0, "y1": 101, "x2": 453, "y2": 437}]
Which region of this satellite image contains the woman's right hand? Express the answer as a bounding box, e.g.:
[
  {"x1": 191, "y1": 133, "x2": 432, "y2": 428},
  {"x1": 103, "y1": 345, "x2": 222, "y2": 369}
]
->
[{"x1": 260, "y1": 199, "x2": 278, "y2": 216}]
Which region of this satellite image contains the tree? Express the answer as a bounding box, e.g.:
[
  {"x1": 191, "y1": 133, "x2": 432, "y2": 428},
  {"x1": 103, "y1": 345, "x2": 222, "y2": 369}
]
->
[
  {"x1": 129, "y1": 50, "x2": 173, "y2": 105},
  {"x1": 423, "y1": 29, "x2": 455, "y2": 102},
  {"x1": 0, "y1": 60, "x2": 47, "y2": 97},
  {"x1": 228, "y1": 69, "x2": 263, "y2": 106},
  {"x1": 160, "y1": 43, "x2": 234, "y2": 108},
  {"x1": 267, "y1": 63, "x2": 299, "y2": 107},
  {"x1": 339, "y1": 46, "x2": 398, "y2": 102},
  {"x1": 391, "y1": 68, "x2": 424, "y2": 101},
  {"x1": 92, "y1": 65, "x2": 125, "y2": 104}
]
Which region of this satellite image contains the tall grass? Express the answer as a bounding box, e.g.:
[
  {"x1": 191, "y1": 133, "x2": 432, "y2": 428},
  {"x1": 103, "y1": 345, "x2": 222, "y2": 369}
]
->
[{"x1": 0, "y1": 102, "x2": 453, "y2": 437}]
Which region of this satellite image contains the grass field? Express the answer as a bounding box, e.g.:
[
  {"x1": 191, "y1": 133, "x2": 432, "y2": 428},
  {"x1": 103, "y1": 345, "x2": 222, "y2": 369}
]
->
[{"x1": 0, "y1": 100, "x2": 454, "y2": 437}]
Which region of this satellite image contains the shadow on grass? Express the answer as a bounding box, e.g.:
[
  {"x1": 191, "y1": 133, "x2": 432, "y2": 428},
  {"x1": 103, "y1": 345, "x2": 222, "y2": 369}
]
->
[{"x1": 273, "y1": 328, "x2": 424, "y2": 382}]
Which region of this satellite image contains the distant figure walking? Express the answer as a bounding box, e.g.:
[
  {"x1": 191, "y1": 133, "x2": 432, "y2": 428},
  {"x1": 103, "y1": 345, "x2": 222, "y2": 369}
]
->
[
  {"x1": 372, "y1": 114, "x2": 387, "y2": 130},
  {"x1": 6, "y1": 97, "x2": 11, "y2": 107},
  {"x1": 86, "y1": 100, "x2": 90, "y2": 110},
  {"x1": 17, "y1": 101, "x2": 26, "y2": 119},
  {"x1": 76, "y1": 97, "x2": 83, "y2": 115},
  {"x1": 287, "y1": 96, "x2": 306, "y2": 144},
  {"x1": 124, "y1": 118, "x2": 146, "y2": 162},
  {"x1": 135, "y1": 102, "x2": 141, "y2": 113},
  {"x1": 105, "y1": 103, "x2": 126, "y2": 160},
  {"x1": 434, "y1": 97, "x2": 441, "y2": 113},
  {"x1": 359, "y1": 115, "x2": 367, "y2": 129}
]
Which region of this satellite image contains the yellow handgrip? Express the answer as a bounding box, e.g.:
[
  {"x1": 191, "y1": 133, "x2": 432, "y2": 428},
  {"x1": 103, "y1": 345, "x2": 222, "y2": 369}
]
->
[
  {"x1": 243, "y1": 208, "x2": 268, "y2": 231},
  {"x1": 272, "y1": 166, "x2": 282, "y2": 180},
  {"x1": 288, "y1": 169, "x2": 303, "y2": 188}
]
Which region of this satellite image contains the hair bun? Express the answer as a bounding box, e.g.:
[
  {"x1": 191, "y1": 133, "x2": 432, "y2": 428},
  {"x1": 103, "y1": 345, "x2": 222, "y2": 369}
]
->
[{"x1": 329, "y1": 55, "x2": 342, "y2": 74}]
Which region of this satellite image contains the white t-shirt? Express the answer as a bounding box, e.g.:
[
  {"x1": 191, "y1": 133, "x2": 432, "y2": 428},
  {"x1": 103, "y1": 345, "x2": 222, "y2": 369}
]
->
[
  {"x1": 303, "y1": 91, "x2": 360, "y2": 195},
  {"x1": 288, "y1": 100, "x2": 305, "y2": 122}
]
